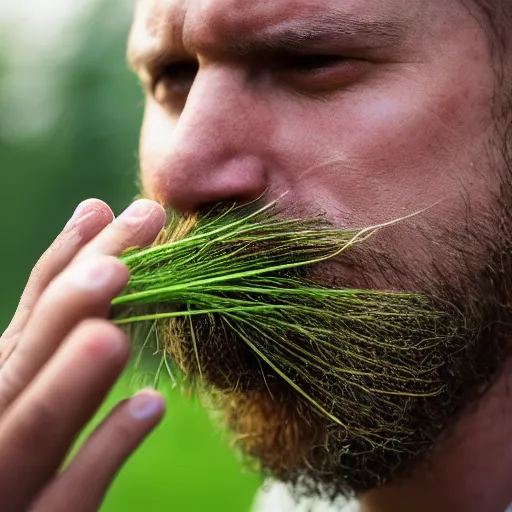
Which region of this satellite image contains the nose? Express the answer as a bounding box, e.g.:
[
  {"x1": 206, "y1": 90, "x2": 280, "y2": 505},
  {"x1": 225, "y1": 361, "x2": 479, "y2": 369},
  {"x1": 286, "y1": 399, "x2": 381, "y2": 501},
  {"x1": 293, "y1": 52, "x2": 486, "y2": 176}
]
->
[{"x1": 145, "y1": 69, "x2": 269, "y2": 213}]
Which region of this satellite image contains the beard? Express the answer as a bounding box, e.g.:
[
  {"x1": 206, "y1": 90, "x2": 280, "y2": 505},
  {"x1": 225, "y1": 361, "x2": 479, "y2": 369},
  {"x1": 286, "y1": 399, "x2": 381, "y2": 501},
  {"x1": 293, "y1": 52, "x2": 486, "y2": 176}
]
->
[
  {"x1": 127, "y1": 134, "x2": 512, "y2": 501},
  {"x1": 157, "y1": 208, "x2": 510, "y2": 500}
]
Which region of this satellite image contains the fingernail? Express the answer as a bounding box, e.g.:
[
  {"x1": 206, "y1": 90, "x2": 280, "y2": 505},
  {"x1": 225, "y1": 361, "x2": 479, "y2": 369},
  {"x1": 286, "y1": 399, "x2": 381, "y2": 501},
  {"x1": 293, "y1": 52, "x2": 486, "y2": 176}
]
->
[
  {"x1": 129, "y1": 389, "x2": 165, "y2": 420},
  {"x1": 72, "y1": 258, "x2": 118, "y2": 290},
  {"x1": 66, "y1": 200, "x2": 93, "y2": 227},
  {"x1": 118, "y1": 200, "x2": 152, "y2": 221}
]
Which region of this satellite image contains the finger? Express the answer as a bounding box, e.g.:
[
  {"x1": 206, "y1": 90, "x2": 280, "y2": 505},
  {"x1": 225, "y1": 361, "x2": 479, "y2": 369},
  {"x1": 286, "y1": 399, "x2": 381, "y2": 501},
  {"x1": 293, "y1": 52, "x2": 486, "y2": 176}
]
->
[
  {"x1": 1, "y1": 199, "x2": 114, "y2": 346},
  {"x1": 0, "y1": 320, "x2": 129, "y2": 512},
  {"x1": 74, "y1": 199, "x2": 167, "y2": 262},
  {"x1": 0, "y1": 256, "x2": 129, "y2": 412},
  {"x1": 30, "y1": 390, "x2": 165, "y2": 512}
]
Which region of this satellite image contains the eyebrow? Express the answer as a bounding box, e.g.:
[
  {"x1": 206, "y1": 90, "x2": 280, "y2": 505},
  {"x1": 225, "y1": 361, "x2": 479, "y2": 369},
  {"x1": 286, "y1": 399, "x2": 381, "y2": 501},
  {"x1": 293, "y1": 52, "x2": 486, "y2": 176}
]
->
[{"x1": 128, "y1": 11, "x2": 406, "y2": 73}]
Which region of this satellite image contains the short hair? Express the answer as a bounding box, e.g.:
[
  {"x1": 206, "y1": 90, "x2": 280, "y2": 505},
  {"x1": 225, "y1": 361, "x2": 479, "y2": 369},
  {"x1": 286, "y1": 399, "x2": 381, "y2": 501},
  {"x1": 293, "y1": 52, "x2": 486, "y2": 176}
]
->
[
  {"x1": 474, "y1": 0, "x2": 512, "y2": 54},
  {"x1": 466, "y1": 0, "x2": 512, "y2": 93}
]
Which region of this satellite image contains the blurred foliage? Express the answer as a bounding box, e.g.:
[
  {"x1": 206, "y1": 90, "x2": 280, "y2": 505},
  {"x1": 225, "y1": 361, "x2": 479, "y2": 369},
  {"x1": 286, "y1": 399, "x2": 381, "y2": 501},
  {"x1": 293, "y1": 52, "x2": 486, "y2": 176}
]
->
[{"x1": 0, "y1": 2, "x2": 261, "y2": 510}]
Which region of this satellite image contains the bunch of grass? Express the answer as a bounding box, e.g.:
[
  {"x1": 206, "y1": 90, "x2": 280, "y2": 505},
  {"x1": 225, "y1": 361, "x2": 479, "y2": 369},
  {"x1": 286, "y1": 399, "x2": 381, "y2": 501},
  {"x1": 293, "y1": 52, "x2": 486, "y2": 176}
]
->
[{"x1": 111, "y1": 200, "x2": 459, "y2": 449}]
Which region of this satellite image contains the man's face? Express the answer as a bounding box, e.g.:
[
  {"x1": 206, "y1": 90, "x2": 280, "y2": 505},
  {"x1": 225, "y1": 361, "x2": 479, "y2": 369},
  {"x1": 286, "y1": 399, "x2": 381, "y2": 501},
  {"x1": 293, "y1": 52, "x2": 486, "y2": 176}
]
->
[
  {"x1": 129, "y1": 0, "x2": 500, "y2": 291},
  {"x1": 128, "y1": 0, "x2": 511, "y2": 498}
]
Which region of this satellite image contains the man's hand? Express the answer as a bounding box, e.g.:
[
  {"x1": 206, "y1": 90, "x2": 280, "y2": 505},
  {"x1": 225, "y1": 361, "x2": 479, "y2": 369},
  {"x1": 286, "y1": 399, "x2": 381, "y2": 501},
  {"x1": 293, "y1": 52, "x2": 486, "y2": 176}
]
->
[{"x1": 0, "y1": 198, "x2": 167, "y2": 511}]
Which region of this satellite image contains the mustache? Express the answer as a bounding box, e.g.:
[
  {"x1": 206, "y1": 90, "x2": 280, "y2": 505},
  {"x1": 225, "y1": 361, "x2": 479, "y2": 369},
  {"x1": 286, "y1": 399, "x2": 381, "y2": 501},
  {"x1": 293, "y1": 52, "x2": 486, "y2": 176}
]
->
[{"x1": 110, "y1": 199, "x2": 464, "y2": 441}]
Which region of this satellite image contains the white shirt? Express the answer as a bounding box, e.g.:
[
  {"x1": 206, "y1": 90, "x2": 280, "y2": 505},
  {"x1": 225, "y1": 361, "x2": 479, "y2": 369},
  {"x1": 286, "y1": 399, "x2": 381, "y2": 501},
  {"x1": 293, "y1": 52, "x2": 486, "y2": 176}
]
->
[
  {"x1": 252, "y1": 481, "x2": 512, "y2": 512},
  {"x1": 251, "y1": 482, "x2": 358, "y2": 512}
]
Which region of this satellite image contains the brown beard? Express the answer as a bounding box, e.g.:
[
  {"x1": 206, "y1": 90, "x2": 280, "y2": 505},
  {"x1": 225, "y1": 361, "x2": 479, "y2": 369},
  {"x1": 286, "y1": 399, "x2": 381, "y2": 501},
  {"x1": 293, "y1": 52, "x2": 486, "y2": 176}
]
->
[
  {"x1": 129, "y1": 120, "x2": 512, "y2": 498},
  {"x1": 153, "y1": 187, "x2": 512, "y2": 500}
]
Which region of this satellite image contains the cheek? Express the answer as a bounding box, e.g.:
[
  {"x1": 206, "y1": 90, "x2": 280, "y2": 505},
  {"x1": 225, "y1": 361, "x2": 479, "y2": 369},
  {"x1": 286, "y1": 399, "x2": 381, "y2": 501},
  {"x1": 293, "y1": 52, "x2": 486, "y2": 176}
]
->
[
  {"x1": 139, "y1": 101, "x2": 176, "y2": 199},
  {"x1": 274, "y1": 64, "x2": 495, "y2": 227}
]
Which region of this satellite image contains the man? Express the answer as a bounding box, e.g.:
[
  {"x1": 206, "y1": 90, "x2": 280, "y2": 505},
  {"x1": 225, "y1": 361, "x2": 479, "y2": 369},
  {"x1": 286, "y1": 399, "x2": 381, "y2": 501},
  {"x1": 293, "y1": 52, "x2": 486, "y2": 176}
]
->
[
  {"x1": 0, "y1": 0, "x2": 511, "y2": 510},
  {"x1": 126, "y1": 0, "x2": 512, "y2": 511}
]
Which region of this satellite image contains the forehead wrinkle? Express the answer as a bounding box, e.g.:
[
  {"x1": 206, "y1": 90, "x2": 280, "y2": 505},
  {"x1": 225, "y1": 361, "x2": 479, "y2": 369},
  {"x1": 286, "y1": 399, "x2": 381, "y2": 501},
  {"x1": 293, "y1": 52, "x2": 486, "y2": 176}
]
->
[
  {"x1": 179, "y1": 3, "x2": 407, "y2": 59},
  {"x1": 231, "y1": 13, "x2": 406, "y2": 56},
  {"x1": 129, "y1": 1, "x2": 410, "y2": 71}
]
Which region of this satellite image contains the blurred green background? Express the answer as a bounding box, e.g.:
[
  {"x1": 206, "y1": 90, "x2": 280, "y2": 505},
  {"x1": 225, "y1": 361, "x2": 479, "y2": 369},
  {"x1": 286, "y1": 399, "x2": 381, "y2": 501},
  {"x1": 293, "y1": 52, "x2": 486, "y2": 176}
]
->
[{"x1": 0, "y1": 1, "x2": 261, "y2": 510}]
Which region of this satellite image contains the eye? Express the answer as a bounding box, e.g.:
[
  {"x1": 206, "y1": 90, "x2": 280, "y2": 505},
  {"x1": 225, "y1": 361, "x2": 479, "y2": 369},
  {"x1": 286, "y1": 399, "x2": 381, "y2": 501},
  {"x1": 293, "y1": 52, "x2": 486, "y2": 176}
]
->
[
  {"x1": 278, "y1": 54, "x2": 366, "y2": 92},
  {"x1": 283, "y1": 54, "x2": 348, "y2": 73},
  {"x1": 151, "y1": 61, "x2": 199, "y2": 107}
]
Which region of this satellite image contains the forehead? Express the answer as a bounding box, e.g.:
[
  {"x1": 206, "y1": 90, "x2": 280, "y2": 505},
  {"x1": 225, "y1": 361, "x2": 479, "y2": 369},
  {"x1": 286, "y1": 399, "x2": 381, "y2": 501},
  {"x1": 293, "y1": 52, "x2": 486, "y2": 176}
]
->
[
  {"x1": 135, "y1": 0, "x2": 412, "y2": 30},
  {"x1": 130, "y1": 0, "x2": 419, "y2": 56}
]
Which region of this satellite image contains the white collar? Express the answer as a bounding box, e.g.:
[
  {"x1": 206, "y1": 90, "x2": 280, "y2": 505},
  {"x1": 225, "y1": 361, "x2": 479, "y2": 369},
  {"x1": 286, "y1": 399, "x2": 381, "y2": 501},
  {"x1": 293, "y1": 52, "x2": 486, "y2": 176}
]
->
[{"x1": 251, "y1": 481, "x2": 357, "y2": 512}]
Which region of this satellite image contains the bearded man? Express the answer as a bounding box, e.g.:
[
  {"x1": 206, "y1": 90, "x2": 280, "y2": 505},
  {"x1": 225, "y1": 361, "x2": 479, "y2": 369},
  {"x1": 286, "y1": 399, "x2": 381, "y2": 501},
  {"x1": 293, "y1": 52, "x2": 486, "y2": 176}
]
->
[
  {"x1": 125, "y1": 0, "x2": 512, "y2": 511},
  {"x1": 0, "y1": 0, "x2": 511, "y2": 511}
]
